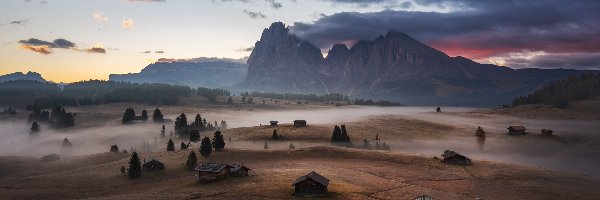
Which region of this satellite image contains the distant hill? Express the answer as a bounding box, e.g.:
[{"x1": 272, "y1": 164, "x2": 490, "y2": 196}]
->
[
  {"x1": 512, "y1": 73, "x2": 600, "y2": 108},
  {"x1": 241, "y1": 22, "x2": 591, "y2": 106},
  {"x1": 0, "y1": 71, "x2": 46, "y2": 83},
  {"x1": 109, "y1": 58, "x2": 247, "y2": 88}
]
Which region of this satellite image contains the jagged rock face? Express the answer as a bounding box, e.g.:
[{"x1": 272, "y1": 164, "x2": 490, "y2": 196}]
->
[
  {"x1": 243, "y1": 22, "x2": 588, "y2": 106},
  {"x1": 0, "y1": 71, "x2": 46, "y2": 82},
  {"x1": 246, "y1": 22, "x2": 326, "y2": 93}
]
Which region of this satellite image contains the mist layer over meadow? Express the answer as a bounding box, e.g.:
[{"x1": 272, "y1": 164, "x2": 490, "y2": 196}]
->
[{"x1": 1, "y1": 106, "x2": 599, "y2": 177}]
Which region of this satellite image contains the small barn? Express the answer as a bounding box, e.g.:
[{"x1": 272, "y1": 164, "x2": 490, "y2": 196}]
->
[
  {"x1": 270, "y1": 121, "x2": 278, "y2": 126},
  {"x1": 292, "y1": 171, "x2": 329, "y2": 197},
  {"x1": 229, "y1": 164, "x2": 250, "y2": 177},
  {"x1": 507, "y1": 125, "x2": 527, "y2": 135},
  {"x1": 541, "y1": 129, "x2": 554, "y2": 135},
  {"x1": 142, "y1": 159, "x2": 165, "y2": 171},
  {"x1": 441, "y1": 150, "x2": 471, "y2": 165},
  {"x1": 194, "y1": 163, "x2": 230, "y2": 182},
  {"x1": 293, "y1": 120, "x2": 307, "y2": 127}
]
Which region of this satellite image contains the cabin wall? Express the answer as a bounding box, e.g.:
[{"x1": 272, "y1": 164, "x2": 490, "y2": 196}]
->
[{"x1": 294, "y1": 180, "x2": 327, "y2": 196}]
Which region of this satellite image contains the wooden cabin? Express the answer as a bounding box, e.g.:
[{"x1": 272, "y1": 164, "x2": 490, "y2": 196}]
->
[
  {"x1": 441, "y1": 150, "x2": 471, "y2": 165},
  {"x1": 292, "y1": 171, "x2": 329, "y2": 197},
  {"x1": 142, "y1": 159, "x2": 165, "y2": 171},
  {"x1": 270, "y1": 121, "x2": 278, "y2": 126},
  {"x1": 293, "y1": 120, "x2": 307, "y2": 127},
  {"x1": 194, "y1": 163, "x2": 230, "y2": 182},
  {"x1": 229, "y1": 164, "x2": 250, "y2": 177},
  {"x1": 507, "y1": 125, "x2": 527, "y2": 135},
  {"x1": 541, "y1": 129, "x2": 554, "y2": 135}
]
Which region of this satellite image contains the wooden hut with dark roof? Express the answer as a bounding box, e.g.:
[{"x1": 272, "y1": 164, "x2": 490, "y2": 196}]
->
[
  {"x1": 270, "y1": 121, "x2": 278, "y2": 126},
  {"x1": 507, "y1": 125, "x2": 527, "y2": 135},
  {"x1": 229, "y1": 164, "x2": 250, "y2": 177},
  {"x1": 441, "y1": 150, "x2": 471, "y2": 165},
  {"x1": 292, "y1": 171, "x2": 329, "y2": 197},
  {"x1": 142, "y1": 159, "x2": 165, "y2": 171},
  {"x1": 194, "y1": 163, "x2": 230, "y2": 182},
  {"x1": 293, "y1": 120, "x2": 307, "y2": 127}
]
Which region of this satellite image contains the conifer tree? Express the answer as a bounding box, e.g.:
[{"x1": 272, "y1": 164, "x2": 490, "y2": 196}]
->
[
  {"x1": 160, "y1": 125, "x2": 166, "y2": 138},
  {"x1": 475, "y1": 126, "x2": 486, "y2": 138},
  {"x1": 186, "y1": 151, "x2": 197, "y2": 170},
  {"x1": 181, "y1": 142, "x2": 188, "y2": 150},
  {"x1": 331, "y1": 125, "x2": 342, "y2": 142},
  {"x1": 141, "y1": 110, "x2": 148, "y2": 121},
  {"x1": 341, "y1": 125, "x2": 350, "y2": 142},
  {"x1": 152, "y1": 107, "x2": 164, "y2": 122},
  {"x1": 264, "y1": 141, "x2": 268, "y2": 149},
  {"x1": 167, "y1": 138, "x2": 175, "y2": 151},
  {"x1": 272, "y1": 129, "x2": 279, "y2": 140},
  {"x1": 174, "y1": 113, "x2": 189, "y2": 137},
  {"x1": 199, "y1": 136, "x2": 212, "y2": 157},
  {"x1": 127, "y1": 152, "x2": 142, "y2": 178},
  {"x1": 189, "y1": 130, "x2": 200, "y2": 143},
  {"x1": 62, "y1": 138, "x2": 73, "y2": 149},
  {"x1": 212, "y1": 130, "x2": 225, "y2": 151},
  {"x1": 227, "y1": 96, "x2": 233, "y2": 104},
  {"x1": 30, "y1": 122, "x2": 40, "y2": 133},
  {"x1": 122, "y1": 107, "x2": 136, "y2": 124}
]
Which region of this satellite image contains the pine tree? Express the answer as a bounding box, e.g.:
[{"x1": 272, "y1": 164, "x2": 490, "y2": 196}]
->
[
  {"x1": 199, "y1": 136, "x2": 212, "y2": 157},
  {"x1": 30, "y1": 122, "x2": 40, "y2": 133},
  {"x1": 62, "y1": 138, "x2": 73, "y2": 149},
  {"x1": 212, "y1": 130, "x2": 225, "y2": 151},
  {"x1": 186, "y1": 151, "x2": 197, "y2": 170},
  {"x1": 141, "y1": 110, "x2": 148, "y2": 121},
  {"x1": 341, "y1": 125, "x2": 350, "y2": 142},
  {"x1": 189, "y1": 130, "x2": 200, "y2": 143},
  {"x1": 272, "y1": 129, "x2": 279, "y2": 140},
  {"x1": 174, "y1": 113, "x2": 189, "y2": 137},
  {"x1": 331, "y1": 125, "x2": 342, "y2": 142},
  {"x1": 167, "y1": 138, "x2": 175, "y2": 151},
  {"x1": 227, "y1": 96, "x2": 233, "y2": 104},
  {"x1": 264, "y1": 141, "x2": 268, "y2": 149},
  {"x1": 475, "y1": 126, "x2": 486, "y2": 138},
  {"x1": 160, "y1": 125, "x2": 166, "y2": 138},
  {"x1": 122, "y1": 107, "x2": 136, "y2": 124},
  {"x1": 181, "y1": 142, "x2": 188, "y2": 150},
  {"x1": 152, "y1": 107, "x2": 164, "y2": 122},
  {"x1": 127, "y1": 152, "x2": 142, "y2": 178},
  {"x1": 362, "y1": 138, "x2": 371, "y2": 149}
]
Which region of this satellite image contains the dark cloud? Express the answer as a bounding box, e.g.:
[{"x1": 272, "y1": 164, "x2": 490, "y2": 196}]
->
[
  {"x1": 290, "y1": 0, "x2": 600, "y2": 66},
  {"x1": 236, "y1": 46, "x2": 255, "y2": 52},
  {"x1": 266, "y1": 0, "x2": 281, "y2": 8},
  {"x1": 17, "y1": 37, "x2": 105, "y2": 55},
  {"x1": 242, "y1": 10, "x2": 267, "y2": 19},
  {"x1": 319, "y1": 0, "x2": 392, "y2": 7},
  {"x1": 9, "y1": 20, "x2": 28, "y2": 25},
  {"x1": 86, "y1": 47, "x2": 106, "y2": 54},
  {"x1": 141, "y1": 51, "x2": 151, "y2": 54},
  {"x1": 154, "y1": 51, "x2": 164, "y2": 53},
  {"x1": 212, "y1": 0, "x2": 281, "y2": 8},
  {"x1": 498, "y1": 52, "x2": 600, "y2": 70}
]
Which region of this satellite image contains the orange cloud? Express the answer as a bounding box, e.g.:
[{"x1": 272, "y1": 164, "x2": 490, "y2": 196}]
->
[
  {"x1": 19, "y1": 45, "x2": 53, "y2": 55},
  {"x1": 122, "y1": 18, "x2": 134, "y2": 29}
]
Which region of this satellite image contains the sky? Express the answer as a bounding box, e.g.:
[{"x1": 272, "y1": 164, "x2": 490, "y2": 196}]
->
[{"x1": 1, "y1": 0, "x2": 599, "y2": 83}]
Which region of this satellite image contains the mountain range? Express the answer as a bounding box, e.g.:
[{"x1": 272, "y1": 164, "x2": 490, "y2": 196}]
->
[
  {"x1": 0, "y1": 71, "x2": 46, "y2": 83},
  {"x1": 240, "y1": 22, "x2": 589, "y2": 106}
]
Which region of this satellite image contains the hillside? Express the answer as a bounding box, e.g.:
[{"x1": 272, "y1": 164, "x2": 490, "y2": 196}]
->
[
  {"x1": 0, "y1": 71, "x2": 46, "y2": 83},
  {"x1": 241, "y1": 22, "x2": 590, "y2": 106}
]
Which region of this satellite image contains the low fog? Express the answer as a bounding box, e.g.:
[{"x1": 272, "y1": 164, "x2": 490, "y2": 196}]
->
[{"x1": 1, "y1": 106, "x2": 599, "y2": 178}]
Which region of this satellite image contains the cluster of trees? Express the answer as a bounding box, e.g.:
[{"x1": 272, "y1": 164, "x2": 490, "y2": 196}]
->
[
  {"x1": 196, "y1": 87, "x2": 230, "y2": 103},
  {"x1": 121, "y1": 107, "x2": 148, "y2": 124},
  {"x1": 27, "y1": 106, "x2": 75, "y2": 128},
  {"x1": 173, "y1": 113, "x2": 226, "y2": 139},
  {"x1": 1, "y1": 107, "x2": 17, "y2": 115},
  {"x1": 198, "y1": 131, "x2": 226, "y2": 157},
  {"x1": 152, "y1": 107, "x2": 164, "y2": 122},
  {"x1": 512, "y1": 73, "x2": 600, "y2": 108},
  {"x1": 331, "y1": 125, "x2": 351, "y2": 143},
  {"x1": 0, "y1": 80, "x2": 60, "y2": 97},
  {"x1": 353, "y1": 99, "x2": 402, "y2": 106},
  {"x1": 248, "y1": 91, "x2": 348, "y2": 102},
  {"x1": 362, "y1": 135, "x2": 390, "y2": 150}
]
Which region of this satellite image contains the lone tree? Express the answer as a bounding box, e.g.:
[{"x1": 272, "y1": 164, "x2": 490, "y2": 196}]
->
[
  {"x1": 199, "y1": 136, "x2": 212, "y2": 157},
  {"x1": 110, "y1": 145, "x2": 119, "y2": 152},
  {"x1": 127, "y1": 152, "x2": 142, "y2": 178},
  {"x1": 30, "y1": 122, "x2": 40, "y2": 133},
  {"x1": 62, "y1": 138, "x2": 73, "y2": 149},
  {"x1": 185, "y1": 151, "x2": 197, "y2": 170},
  {"x1": 141, "y1": 110, "x2": 148, "y2": 121},
  {"x1": 160, "y1": 125, "x2": 166, "y2": 138},
  {"x1": 174, "y1": 113, "x2": 189, "y2": 137},
  {"x1": 227, "y1": 96, "x2": 233, "y2": 104},
  {"x1": 263, "y1": 141, "x2": 268, "y2": 149},
  {"x1": 167, "y1": 138, "x2": 175, "y2": 151},
  {"x1": 181, "y1": 142, "x2": 188, "y2": 150},
  {"x1": 189, "y1": 130, "x2": 200, "y2": 143},
  {"x1": 331, "y1": 125, "x2": 342, "y2": 142},
  {"x1": 152, "y1": 107, "x2": 164, "y2": 122},
  {"x1": 475, "y1": 126, "x2": 486, "y2": 138},
  {"x1": 122, "y1": 107, "x2": 136, "y2": 124},
  {"x1": 212, "y1": 130, "x2": 225, "y2": 151},
  {"x1": 362, "y1": 138, "x2": 371, "y2": 149},
  {"x1": 271, "y1": 129, "x2": 279, "y2": 140}
]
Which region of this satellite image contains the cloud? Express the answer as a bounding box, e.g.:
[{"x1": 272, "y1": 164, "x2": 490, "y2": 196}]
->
[
  {"x1": 92, "y1": 12, "x2": 109, "y2": 22},
  {"x1": 212, "y1": 0, "x2": 282, "y2": 8},
  {"x1": 122, "y1": 18, "x2": 134, "y2": 29},
  {"x1": 141, "y1": 50, "x2": 151, "y2": 54},
  {"x1": 157, "y1": 57, "x2": 247, "y2": 64},
  {"x1": 154, "y1": 51, "x2": 164, "y2": 53},
  {"x1": 488, "y1": 51, "x2": 600, "y2": 70},
  {"x1": 266, "y1": 0, "x2": 282, "y2": 8},
  {"x1": 17, "y1": 38, "x2": 105, "y2": 55},
  {"x1": 236, "y1": 46, "x2": 254, "y2": 52},
  {"x1": 85, "y1": 47, "x2": 106, "y2": 54},
  {"x1": 290, "y1": 0, "x2": 600, "y2": 69},
  {"x1": 9, "y1": 19, "x2": 28, "y2": 25},
  {"x1": 142, "y1": 50, "x2": 164, "y2": 54},
  {"x1": 319, "y1": 0, "x2": 393, "y2": 7},
  {"x1": 242, "y1": 10, "x2": 267, "y2": 19}
]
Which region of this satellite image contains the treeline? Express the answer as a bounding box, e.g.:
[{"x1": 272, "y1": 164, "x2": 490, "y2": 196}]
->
[
  {"x1": 7, "y1": 80, "x2": 193, "y2": 109},
  {"x1": 196, "y1": 87, "x2": 230, "y2": 103},
  {"x1": 512, "y1": 73, "x2": 600, "y2": 108},
  {"x1": 353, "y1": 99, "x2": 402, "y2": 106},
  {"x1": 247, "y1": 91, "x2": 348, "y2": 102}
]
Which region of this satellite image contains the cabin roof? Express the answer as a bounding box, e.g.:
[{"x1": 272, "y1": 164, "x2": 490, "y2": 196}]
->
[
  {"x1": 270, "y1": 121, "x2": 278, "y2": 123},
  {"x1": 230, "y1": 164, "x2": 250, "y2": 172},
  {"x1": 508, "y1": 126, "x2": 526, "y2": 131},
  {"x1": 194, "y1": 163, "x2": 229, "y2": 172},
  {"x1": 441, "y1": 150, "x2": 468, "y2": 159},
  {"x1": 143, "y1": 159, "x2": 163, "y2": 165},
  {"x1": 294, "y1": 120, "x2": 306, "y2": 123},
  {"x1": 292, "y1": 171, "x2": 329, "y2": 187}
]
